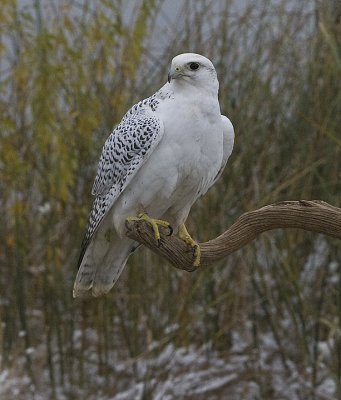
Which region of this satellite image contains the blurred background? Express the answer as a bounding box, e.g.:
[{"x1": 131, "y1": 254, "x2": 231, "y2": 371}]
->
[{"x1": 0, "y1": 0, "x2": 340, "y2": 399}]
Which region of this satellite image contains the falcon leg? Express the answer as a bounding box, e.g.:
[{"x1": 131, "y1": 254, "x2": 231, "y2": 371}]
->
[
  {"x1": 178, "y1": 223, "x2": 201, "y2": 267},
  {"x1": 126, "y1": 212, "x2": 173, "y2": 245}
]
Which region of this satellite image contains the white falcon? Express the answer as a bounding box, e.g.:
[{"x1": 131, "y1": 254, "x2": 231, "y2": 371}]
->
[{"x1": 74, "y1": 53, "x2": 234, "y2": 298}]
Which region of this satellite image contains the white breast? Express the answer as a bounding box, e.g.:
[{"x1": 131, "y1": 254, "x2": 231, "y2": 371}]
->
[{"x1": 112, "y1": 88, "x2": 224, "y2": 234}]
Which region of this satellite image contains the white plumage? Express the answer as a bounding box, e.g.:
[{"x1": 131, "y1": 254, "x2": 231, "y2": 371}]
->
[{"x1": 73, "y1": 53, "x2": 234, "y2": 298}]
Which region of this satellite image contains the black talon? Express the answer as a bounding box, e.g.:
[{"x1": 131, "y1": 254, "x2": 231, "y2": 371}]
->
[
  {"x1": 157, "y1": 238, "x2": 162, "y2": 247},
  {"x1": 125, "y1": 219, "x2": 132, "y2": 230},
  {"x1": 167, "y1": 225, "x2": 173, "y2": 236}
]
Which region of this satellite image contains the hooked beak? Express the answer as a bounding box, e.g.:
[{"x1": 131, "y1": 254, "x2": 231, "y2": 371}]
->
[{"x1": 167, "y1": 66, "x2": 182, "y2": 83}]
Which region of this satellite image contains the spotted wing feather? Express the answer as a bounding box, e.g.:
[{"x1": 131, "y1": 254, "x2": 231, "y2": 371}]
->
[{"x1": 78, "y1": 105, "x2": 163, "y2": 266}]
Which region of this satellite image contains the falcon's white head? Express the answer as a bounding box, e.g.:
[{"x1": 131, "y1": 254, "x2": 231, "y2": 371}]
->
[{"x1": 168, "y1": 53, "x2": 219, "y2": 94}]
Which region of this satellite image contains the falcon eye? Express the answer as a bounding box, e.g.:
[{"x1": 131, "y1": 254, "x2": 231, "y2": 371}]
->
[{"x1": 189, "y1": 62, "x2": 199, "y2": 70}]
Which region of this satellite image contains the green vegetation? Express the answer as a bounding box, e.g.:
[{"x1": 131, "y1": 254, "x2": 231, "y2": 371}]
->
[{"x1": 0, "y1": 0, "x2": 340, "y2": 398}]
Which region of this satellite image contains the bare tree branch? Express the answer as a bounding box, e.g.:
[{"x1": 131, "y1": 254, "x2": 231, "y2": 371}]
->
[{"x1": 125, "y1": 200, "x2": 341, "y2": 272}]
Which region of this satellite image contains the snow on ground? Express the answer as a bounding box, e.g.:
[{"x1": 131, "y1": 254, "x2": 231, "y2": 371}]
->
[
  {"x1": 0, "y1": 330, "x2": 337, "y2": 400},
  {"x1": 1, "y1": 237, "x2": 338, "y2": 399}
]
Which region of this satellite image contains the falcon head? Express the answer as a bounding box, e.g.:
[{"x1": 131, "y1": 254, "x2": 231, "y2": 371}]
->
[{"x1": 167, "y1": 53, "x2": 218, "y2": 93}]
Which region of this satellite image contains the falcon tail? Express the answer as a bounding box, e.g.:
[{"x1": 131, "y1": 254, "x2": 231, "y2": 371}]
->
[{"x1": 73, "y1": 233, "x2": 136, "y2": 298}]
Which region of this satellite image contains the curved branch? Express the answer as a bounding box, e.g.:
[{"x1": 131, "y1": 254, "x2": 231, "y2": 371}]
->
[{"x1": 125, "y1": 200, "x2": 341, "y2": 272}]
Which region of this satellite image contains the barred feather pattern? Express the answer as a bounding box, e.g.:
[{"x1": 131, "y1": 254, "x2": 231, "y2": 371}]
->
[{"x1": 78, "y1": 94, "x2": 163, "y2": 266}]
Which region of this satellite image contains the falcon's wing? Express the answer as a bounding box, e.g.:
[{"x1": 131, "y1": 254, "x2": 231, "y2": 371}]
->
[
  {"x1": 212, "y1": 115, "x2": 234, "y2": 185},
  {"x1": 78, "y1": 109, "x2": 164, "y2": 266}
]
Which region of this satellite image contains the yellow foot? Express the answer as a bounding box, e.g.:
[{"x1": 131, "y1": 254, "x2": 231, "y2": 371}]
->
[
  {"x1": 126, "y1": 212, "x2": 173, "y2": 245},
  {"x1": 178, "y1": 223, "x2": 201, "y2": 267}
]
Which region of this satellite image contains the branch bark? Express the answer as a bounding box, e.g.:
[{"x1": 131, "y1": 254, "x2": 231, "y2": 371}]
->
[{"x1": 125, "y1": 200, "x2": 341, "y2": 272}]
